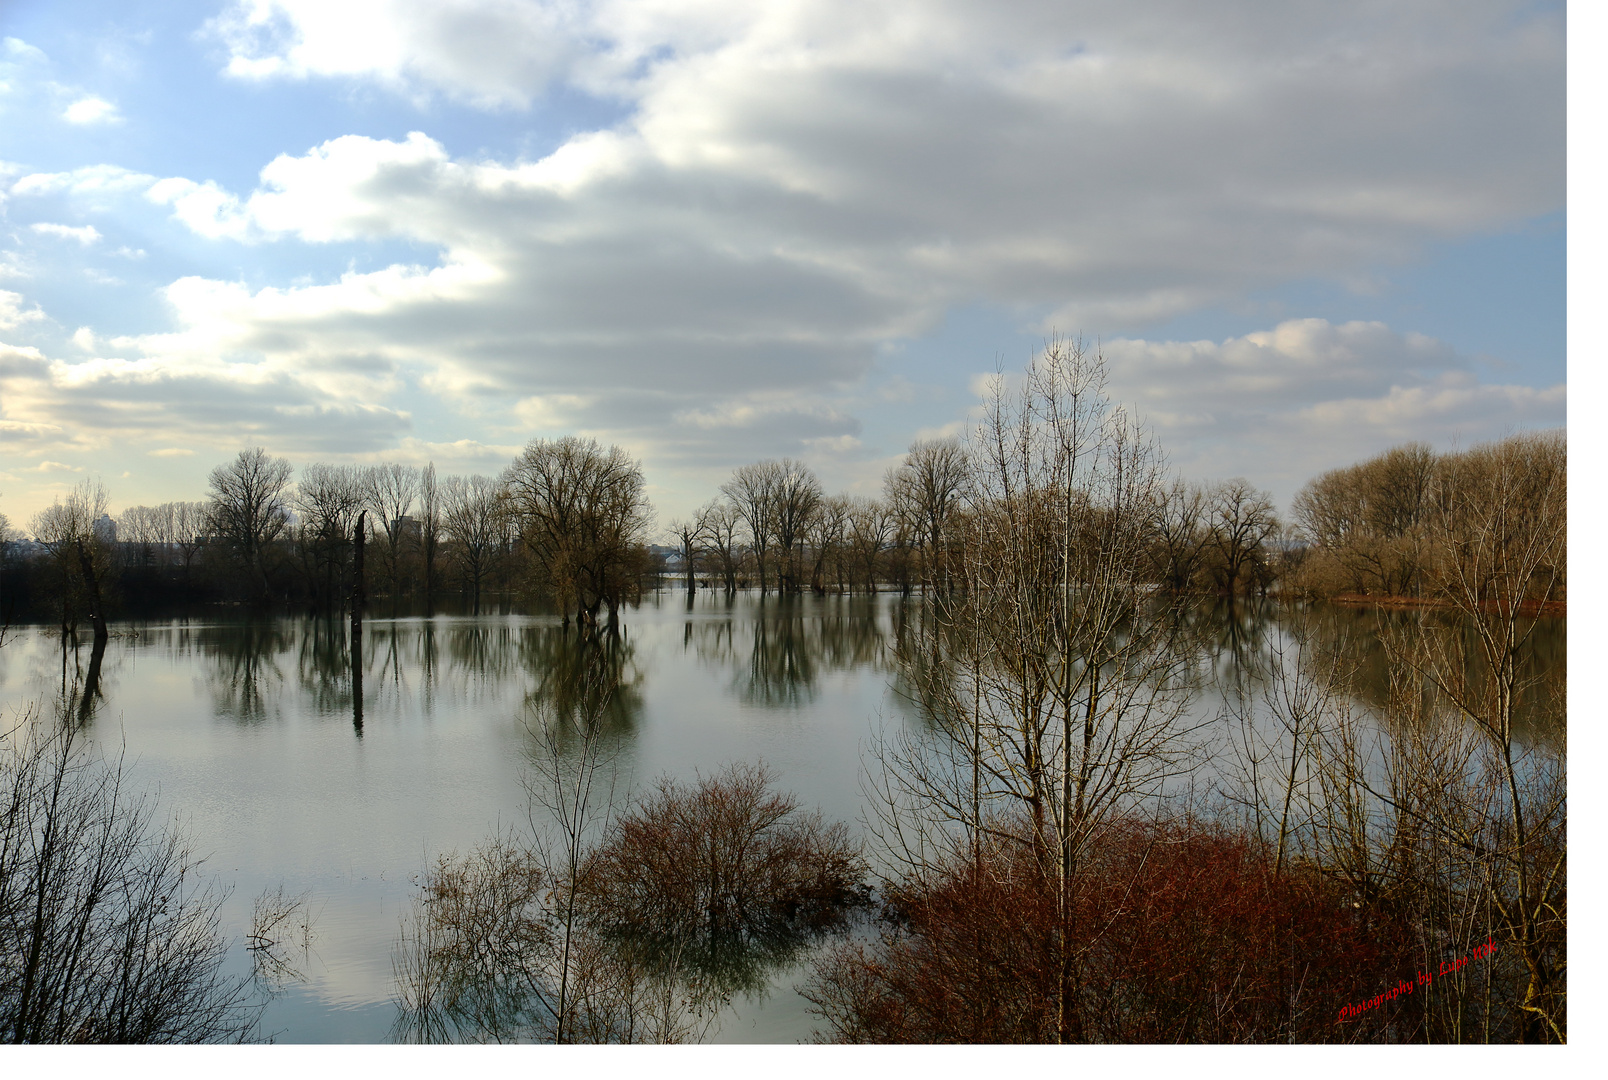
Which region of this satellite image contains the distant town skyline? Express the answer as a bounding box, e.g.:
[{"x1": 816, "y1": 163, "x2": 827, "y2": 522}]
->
[{"x1": 0, "y1": 0, "x2": 1564, "y2": 531}]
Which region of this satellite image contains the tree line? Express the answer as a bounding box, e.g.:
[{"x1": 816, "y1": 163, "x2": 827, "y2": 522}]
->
[{"x1": 2, "y1": 396, "x2": 1563, "y2": 636}]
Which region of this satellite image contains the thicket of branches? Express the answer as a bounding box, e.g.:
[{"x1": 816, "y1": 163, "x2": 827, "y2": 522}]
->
[
  {"x1": 1287, "y1": 433, "x2": 1566, "y2": 605},
  {"x1": 802, "y1": 340, "x2": 1565, "y2": 1044},
  {"x1": 0, "y1": 711, "x2": 260, "y2": 1043}
]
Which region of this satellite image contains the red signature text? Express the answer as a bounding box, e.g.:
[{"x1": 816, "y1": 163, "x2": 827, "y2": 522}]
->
[{"x1": 1337, "y1": 937, "x2": 1498, "y2": 1023}]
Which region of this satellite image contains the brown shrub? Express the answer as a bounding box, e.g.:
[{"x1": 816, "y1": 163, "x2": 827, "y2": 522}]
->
[
  {"x1": 806, "y1": 817, "x2": 1405, "y2": 1043},
  {"x1": 581, "y1": 762, "x2": 870, "y2": 957}
]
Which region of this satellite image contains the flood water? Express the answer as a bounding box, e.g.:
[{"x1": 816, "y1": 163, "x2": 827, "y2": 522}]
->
[{"x1": 0, "y1": 590, "x2": 1564, "y2": 1043}]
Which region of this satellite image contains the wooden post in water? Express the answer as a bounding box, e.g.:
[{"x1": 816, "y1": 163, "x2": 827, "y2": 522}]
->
[{"x1": 351, "y1": 511, "x2": 365, "y2": 736}]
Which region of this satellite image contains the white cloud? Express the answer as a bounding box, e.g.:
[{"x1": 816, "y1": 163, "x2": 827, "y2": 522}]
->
[
  {"x1": 206, "y1": 0, "x2": 598, "y2": 108},
  {"x1": 11, "y1": 165, "x2": 157, "y2": 198},
  {"x1": 147, "y1": 447, "x2": 194, "y2": 457},
  {"x1": 4, "y1": 37, "x2": 47, "y2": 63},
  {"x1": 1099, "y1": 319, "x2": 1565, "y2": 503},
  {"x1": 30, "y1": 222, "x2": 102, "y2": 245},
  {"x1": 62, "y1": 96, "x2": 119, "y2": 124},
  {"x1": 1, "y1": 2, "x2": 1562, "y2": 517},
  {"x1": 0, "y1": 291, "x2": 43, "y2": 330}
]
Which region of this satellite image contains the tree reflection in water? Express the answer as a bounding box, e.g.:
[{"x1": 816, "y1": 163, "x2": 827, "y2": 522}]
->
[
  {"x1": 204, "y1": 622, "x2": 291, "y2": 725},
  {"x1": 392, "y1": 761, "x2": 868, "y2": 1044},
  {"x1": 686, "y1": 595, "x2": 891, "y2": 709}
]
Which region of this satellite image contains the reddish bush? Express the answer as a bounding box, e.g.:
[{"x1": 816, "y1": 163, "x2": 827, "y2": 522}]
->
[{"x1": 806, "y1": 818, "x2": 1408, "y2": 1043}]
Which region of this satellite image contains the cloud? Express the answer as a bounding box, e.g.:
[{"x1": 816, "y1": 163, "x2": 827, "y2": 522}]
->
[
  {"x1": 34, "y1": 460, "x2": 82, "y2": 473},
  {"x1": 3, "y1": 2, "x2": 1563, "y2": 517},
  {"x1": 0, "y1": 336, "x2": 414, "y2": 462},
  {"x1": 62, "y1": 96, "x2": 119, "y2": 124},
  {"x1": 147, "y1": 447, "x2": 195, "y2": 457},
  {"x1": 206, "y1": 0, "x2": 597, "y2": 108},
  {"x1": 10, "y1": 164, "x2": 157, "y2": 198},
  {"x1": 0, "y1": 291, "x2": 44, "y2": 330},
  {"x1": 30, "y1": 222, "x2": 102, "y2": 245},
  {"x1": 1099, "y1": 319, "x2": 1565, "y2": 503}
]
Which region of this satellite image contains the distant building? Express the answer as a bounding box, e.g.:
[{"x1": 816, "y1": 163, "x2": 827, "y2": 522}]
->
[{"x1": 93, "y1": 514, "x2": 117, "y2": 544}]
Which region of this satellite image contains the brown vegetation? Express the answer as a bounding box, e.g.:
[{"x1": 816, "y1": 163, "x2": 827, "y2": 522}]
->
[{"x1": 806, "y1": 817, "x2": 1392, "y2": 1043}]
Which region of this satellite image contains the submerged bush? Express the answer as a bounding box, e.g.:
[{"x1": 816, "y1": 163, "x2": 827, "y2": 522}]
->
[
  {"x1": 582, "y1": 762, "x2": 869, "y2": 951},
  {"x1": 805, "y1": 817, "x2": 1394, "y2": 1043},
  {"x1": 395, "y1": 762, "x2": 869, "y2": 1043}
]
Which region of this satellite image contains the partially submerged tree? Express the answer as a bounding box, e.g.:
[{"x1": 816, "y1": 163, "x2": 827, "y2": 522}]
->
[
  {"x1": 29, "y1": 479, "x2": 112, "y2": 641},
  {"x1": 440, "y1": 474, "x2": 504, "y2": 614},
  {"x1": 885, "y1": 437, "x2": 968, "y2": 592},
  {"x1": 206, "y1": 448, "x2": 293, "y2": 604},
  {"x1": 503, "y1": 437, "x2": 653, "y2": 628}
]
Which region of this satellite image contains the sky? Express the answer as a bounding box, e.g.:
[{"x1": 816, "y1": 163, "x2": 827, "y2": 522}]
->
[{"x1": 0, "y1": 0, "x2": 1567, "y2": 533}]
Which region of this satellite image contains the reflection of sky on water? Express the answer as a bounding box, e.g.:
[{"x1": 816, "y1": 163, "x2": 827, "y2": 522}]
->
[
  {"x1": 0, "y1": 593, "x2": 1562, "y2": 1042},
  {"x1": 0, "y1": 593, "x2": 906, "y2": 1042}
]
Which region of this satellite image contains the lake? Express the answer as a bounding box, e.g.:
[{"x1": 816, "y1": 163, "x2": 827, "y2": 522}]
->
[{"x1": 0, "y1": 590, "x2": 1564, "y2": 1042}]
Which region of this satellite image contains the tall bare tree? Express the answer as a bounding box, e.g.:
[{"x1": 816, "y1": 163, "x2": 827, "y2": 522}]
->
[
  {"x1": 699, "y1": 499, "x2": 744, "y2": 594},
  {"x1": 769, "y1": 459, "x2": 823, "y2": 594},
  {"x1": 1207, "y1": 478, "x2": 1279, "y2": 598},
  {"x1": 868, "y1": 336, "x2": 1196, "y2": 1043},
  {"x1": 886, "y1": 437, "x2": 969, "y2": 592},
  {"x1": 296, "y1": 464, "x2": 366, "y2": 610},
  {"x1": 1148, "y1": 479, "x2": 1210, "y2": 593},
  {"x1": 31, "y1": 478, "x2": 112, "y2": 640},
  {"x1": 207, "y1": 448, "x2": 292, "y2": 604},
  {"x1": 419, "y1": 462, "x2": 441, "y2": 601},
  {"x1": 441, "y1": 474, "x2": 503, "y2": 614},
  {"x1": 364, "y1": 462, "x2": 421, "y2": 601},
  {"x1": 720, "y1": 462, "x2": 781, "y2": 594},
  {"x1": 504, "y1": 437, "x2": 653, "y2": 628}
]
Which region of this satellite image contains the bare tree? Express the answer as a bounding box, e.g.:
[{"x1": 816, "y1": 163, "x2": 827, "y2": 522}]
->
[
  {"x1": 440, "y1": 474, "x2": 503, "y2": 614},
  {"x1": 419, "y1": 462, "x2": 441, "y2": 601},
  {"x1": 845, "y1": 497, "x2": 890, "y2": 593},
  {"x1": 665, "y1": 508, "x2": 711, "y2": 596},
  {"x1": 699, "y1": 500, "x2": 744, "y2": 594},
  {"x1": 503, "y1": 437, "x2": 654, "y2": 627},
  {"x1": 0, "y1": 710, "x2": 261, "y2": 1042},
  {"x1": 807, "y1": 494, "x2": 851, "y2": 594},
  {"x1": 1207, "y1": 478, "x2": 1279, "y2": 598},
  {"x1": 364, "y1": 463, "x2": 421, "y2": 602},
  {"x1": 30, "y1": 479, "x2": 112, "y2": 640},
  {"x1": 295, "y1": 464, "x2": 366, "y2": 610},
  {"x1": 720, "y1": 462, "x2": 781, "y2": 594},
  {"x1": 1148, "y1": 479, "x2": 1210, "y2": 593},
  {"x1": 867, "y1": 336, "x2": 1198, "y2": 1043},
  {"x1": 1412, "y1": 430, "x2": 1566, "y2": 1041},
  {"x1": 769, "y1": 460, "x2": 822, "y2": 594},
  {"x1": 886, "y1": 437, "x2": 969, "y2": 592},
  {"x1": 207, "y1": 448, "x2": 293, "y2": 604}
]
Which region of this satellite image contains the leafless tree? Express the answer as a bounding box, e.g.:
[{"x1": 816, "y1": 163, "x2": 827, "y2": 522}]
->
[
  {"x1": 206, "y1": 448, "x2": 292, "y2": 604},
  {"x1": 666, "y1": 506, "x2": 712, "y2": 596},
  {"x1": 295, "y1": 464, "x2": 367, "y2": 610},
  {"x1": 503, "y1": 437, "x2": 653, "y2": 627},
  {"x1": 1207, "y1": 478, "x2": 1279, "y2": 598},
  {"x1": 867, "y1": 336, "x2": 1199, "y2": 1043},
  {"x1": 720, "y1": 462, "x2": 780, "y2": 594},
  {"x1": 699, "y1": 500, "x2": 744, "y2": 594},
  {"x1": 419, "y1": 462, "x2": 441, "y2": 600},
  {"x1": 886, "y1": 437, "x2": 969, "y2": 592},
  {"x1": 806, "y1": 494, "x2": 852, "y2": 594},
  {"x1": 440, "y1": 474, "x2": 503, "y2": 614},
  {"x1": 364, "y1": 462, "x2": 421, "y2": 601},
  {"x1": 0, "y1": 709, "x2": 261, "y2": 1042},
  {"x1": 1148, "y1": 479, "x2": 1211, "y2": 593},
  {"x1": 845, "y1": 497, "x2": 890, "y2": 593},
  {"x1": 31, "y1": 479, "x2": 112, "y2": 640}
]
